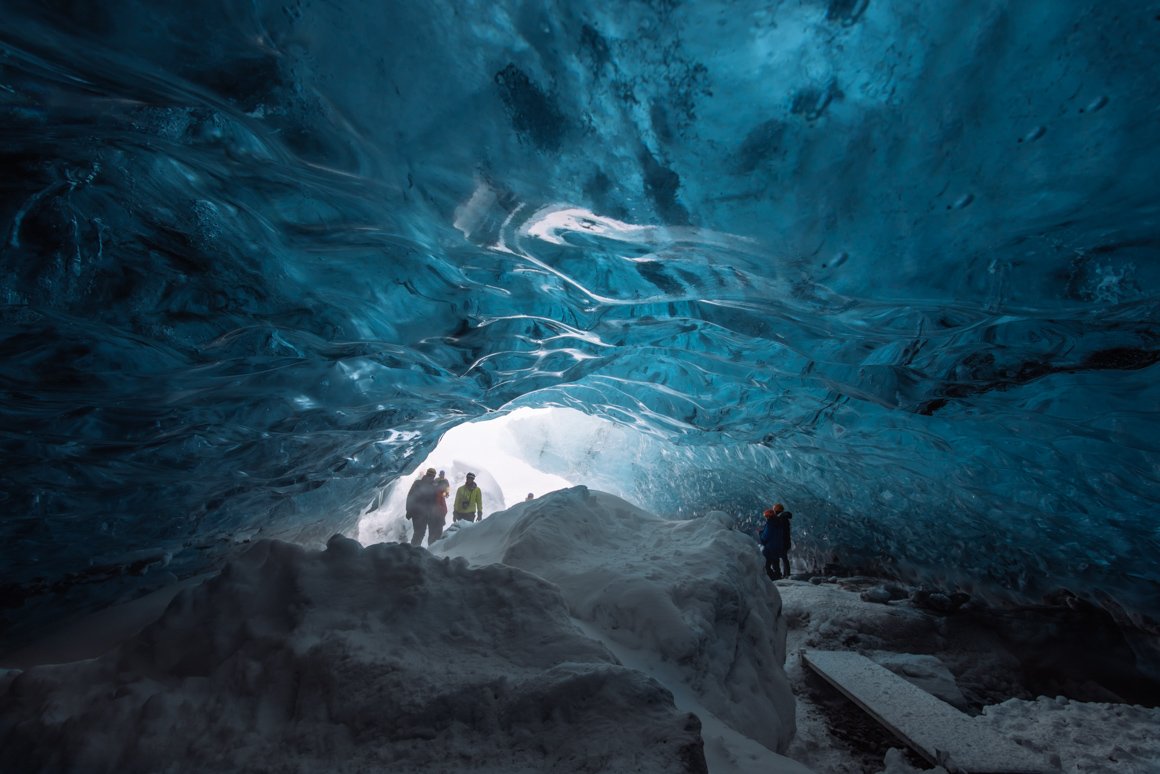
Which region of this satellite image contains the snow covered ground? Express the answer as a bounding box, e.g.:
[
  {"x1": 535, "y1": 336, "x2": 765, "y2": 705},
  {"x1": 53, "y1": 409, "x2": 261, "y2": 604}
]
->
[
  {"x1": 1, "y1": 487, "x2": 1157, "y2": 773},
  {"x1": 776, "y1": 580, "x2": 1160, "y2": 773}
]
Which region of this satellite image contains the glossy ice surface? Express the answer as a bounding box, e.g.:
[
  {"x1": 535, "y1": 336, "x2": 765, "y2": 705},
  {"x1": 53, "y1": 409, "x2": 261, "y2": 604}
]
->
[{"x1": 1, "y1": 1, "x2": 1156, "y2": 653}]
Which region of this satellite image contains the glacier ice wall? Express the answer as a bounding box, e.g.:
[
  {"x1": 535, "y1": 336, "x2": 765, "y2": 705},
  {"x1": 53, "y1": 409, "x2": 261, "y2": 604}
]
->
[{"x1": 1, "y1": 0, "x2": 1158, "y2": 649}]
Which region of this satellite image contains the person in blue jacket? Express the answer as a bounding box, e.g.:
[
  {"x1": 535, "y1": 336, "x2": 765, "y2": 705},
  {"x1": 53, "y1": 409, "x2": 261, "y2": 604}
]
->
[
  {"x1": 772, "y1": 502, "x2": 792, "y2": 578},
  {"x1": 759, "y1": 507, "x2": 786, "y2": 581}
]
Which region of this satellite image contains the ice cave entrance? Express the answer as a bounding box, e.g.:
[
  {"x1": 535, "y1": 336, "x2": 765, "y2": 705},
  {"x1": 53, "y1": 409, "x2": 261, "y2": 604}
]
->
[{"x1": 357, "y1": 407, "x2": 598, "y2": 544}]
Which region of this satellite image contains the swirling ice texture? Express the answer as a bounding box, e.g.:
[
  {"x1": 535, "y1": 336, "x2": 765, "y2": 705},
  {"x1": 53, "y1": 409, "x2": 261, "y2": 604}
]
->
[{"x1": 0, "y1": 0, "x2": 1158, "y2": 648}]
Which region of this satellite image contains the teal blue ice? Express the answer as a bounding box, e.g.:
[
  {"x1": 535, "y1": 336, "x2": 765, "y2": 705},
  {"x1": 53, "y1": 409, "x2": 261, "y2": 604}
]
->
[{"x1": 0, "y1": 0, "x2": 1156, "y2": 664}]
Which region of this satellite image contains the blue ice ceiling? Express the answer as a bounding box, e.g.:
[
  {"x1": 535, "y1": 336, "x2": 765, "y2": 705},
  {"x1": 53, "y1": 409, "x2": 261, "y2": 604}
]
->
[{"x1": 1, "y1": 0, "x2": 1158, "y2": 650}]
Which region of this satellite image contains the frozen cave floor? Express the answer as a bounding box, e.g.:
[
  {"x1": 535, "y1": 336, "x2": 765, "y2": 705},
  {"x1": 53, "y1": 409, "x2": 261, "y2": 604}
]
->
[
  {"x1": 2, "y1": 541, "x2": 1159, "y2": 773},
  {"x1": 777, "y1": 576, "x2": 1160, "y2": 774}
]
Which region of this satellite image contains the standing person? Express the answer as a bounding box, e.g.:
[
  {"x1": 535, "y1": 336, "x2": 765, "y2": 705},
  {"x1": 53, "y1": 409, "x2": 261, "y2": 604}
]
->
[
  {"x1": 434, "y1": 470, "x2": 451, "y2": 518},
  {"x1": 452, "y1": 472, "x2": 483, "y2": 522},
  {"x1": 759, "y1": 507, "x2": 786, "y2": 581},
  {"x1": 406, "y1": 468, "x2": 442, "y2": 547},
  {"x1": 773, "y1": 503, "x2": 793, "y2": 579},
  {"x1": 525, "y1": 493, "x2": 534, "y2": 502}
]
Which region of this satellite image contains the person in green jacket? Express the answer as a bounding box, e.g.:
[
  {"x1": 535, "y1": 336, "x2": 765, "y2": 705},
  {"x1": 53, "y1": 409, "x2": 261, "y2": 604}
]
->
[{"x1": 452, "y1": 472, "x2": 483, "y2": 522}]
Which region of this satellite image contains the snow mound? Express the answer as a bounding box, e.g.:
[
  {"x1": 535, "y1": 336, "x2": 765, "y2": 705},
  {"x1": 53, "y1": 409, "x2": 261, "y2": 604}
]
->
[
  {"x1": 0, "y1": 536, "x2": 707, "y2": 774},
  {"x1": 434, "y1": 486, "x2": 796, "y2": 754}
]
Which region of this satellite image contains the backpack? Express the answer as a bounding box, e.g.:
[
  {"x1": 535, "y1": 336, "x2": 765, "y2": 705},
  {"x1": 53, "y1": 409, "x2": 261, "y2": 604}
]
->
[{"x1": 406, "y1": 478, "x2": 435, "y2": 516}]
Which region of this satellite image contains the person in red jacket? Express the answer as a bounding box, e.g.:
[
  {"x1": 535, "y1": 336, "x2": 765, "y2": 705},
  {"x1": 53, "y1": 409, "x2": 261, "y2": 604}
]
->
[{"x1": 434, "y1": 470, "x2": 450, "y2": 518}]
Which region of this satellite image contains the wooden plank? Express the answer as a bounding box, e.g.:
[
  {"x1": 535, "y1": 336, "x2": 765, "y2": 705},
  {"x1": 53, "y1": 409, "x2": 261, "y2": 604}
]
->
[{"x1": 802, "y1": 650, "x2": 1050, "y2": 774}]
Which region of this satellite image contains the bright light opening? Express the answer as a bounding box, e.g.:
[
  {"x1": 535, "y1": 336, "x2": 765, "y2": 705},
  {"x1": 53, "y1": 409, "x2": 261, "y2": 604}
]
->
[{"x1": 357, "y1": 407, "x2": 593, "y2": 545}]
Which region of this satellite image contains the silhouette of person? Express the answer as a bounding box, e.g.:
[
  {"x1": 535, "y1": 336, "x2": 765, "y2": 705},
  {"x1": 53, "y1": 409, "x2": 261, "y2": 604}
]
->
[
  {"x1": 759, "y1": 507, "x2": 786, "y2": 581},
  {"x1": 525, "y1": 492, "x2": 534, "y2": 501},
  {"x1": 772, "y1": 503, "x2": 793, "y2": 578},
  {"x1": 434, "y1": 470, "x2": 450, "y2": 517},
  {"x1": 406, "y1": 468, "x2": 443, "y2": 546},
  {"x1": 452, "y1": 472, "x2": 483, "y2": 522}
]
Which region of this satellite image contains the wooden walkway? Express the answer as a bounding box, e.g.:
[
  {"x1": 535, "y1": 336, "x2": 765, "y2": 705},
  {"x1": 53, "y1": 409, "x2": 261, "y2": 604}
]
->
[{"x1": 802, "y1": 650, "x2": 1050, "y2": 773}]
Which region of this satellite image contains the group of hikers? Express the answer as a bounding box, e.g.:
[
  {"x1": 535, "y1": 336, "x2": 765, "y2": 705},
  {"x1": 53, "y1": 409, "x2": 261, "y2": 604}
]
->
[
  {"x1": 759, "y1": 503, "x2": 794, "y2": 581},
  {"x1": 405, "y1": 468, "x2": 484, "y2": 546},
  {"x1": 405, "y1": 466, "x2": 794, "y2": 580}
]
